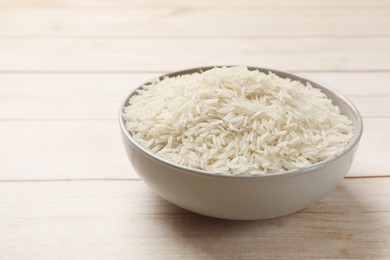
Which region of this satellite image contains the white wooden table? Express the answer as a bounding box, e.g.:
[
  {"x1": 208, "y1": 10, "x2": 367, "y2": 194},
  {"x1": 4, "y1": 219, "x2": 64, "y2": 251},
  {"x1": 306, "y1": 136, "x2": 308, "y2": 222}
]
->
[{"x1": 0, "y1": 0, "x2": 389, "y2": 259}]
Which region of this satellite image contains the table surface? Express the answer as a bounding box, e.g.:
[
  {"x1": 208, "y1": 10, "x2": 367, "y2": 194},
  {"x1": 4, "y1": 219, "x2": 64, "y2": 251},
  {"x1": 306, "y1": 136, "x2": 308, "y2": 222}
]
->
[{"x1": 1, "y1": 0, "x2": 389, "y2": 259}]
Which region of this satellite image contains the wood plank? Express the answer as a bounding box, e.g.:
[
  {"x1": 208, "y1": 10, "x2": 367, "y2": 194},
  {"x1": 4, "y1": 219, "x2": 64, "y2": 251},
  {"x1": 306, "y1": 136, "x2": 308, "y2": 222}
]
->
[
  {"x1": 0, "y1": 72, "x2": 388, "y2": 119},
  {"x1": 0, "y1": 8, "x2": 389, "y2": 37},
  {"x1": 297, "y1": 72, "x2": 390, "y2": 95},
  {"x1": 1, "y1": 72, "x2": 389, "y2": 95},
  {"x1": 0, "y1": 118, "x2": 388, "y2": 180},
  {"x1": 0, "y1": 37, "x2": 389, "y2": 72},
  {"x1": 0, "y1": 120, "x2": 137, "y2": 180},
  {"x1": 2, "y1": 0, "x2": 390, "y2": 8},
  {"x1": 0, "y1": 179, "x2": 389, "y2": 259},
  {"x1": 0, "y1": 73, "x2": 149, "y2": 120}
]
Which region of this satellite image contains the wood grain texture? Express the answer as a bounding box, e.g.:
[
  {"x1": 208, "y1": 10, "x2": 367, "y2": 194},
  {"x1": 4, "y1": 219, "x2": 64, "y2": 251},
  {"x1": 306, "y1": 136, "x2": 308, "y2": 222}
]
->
[
  {"x1": 0, "y1": 0, "x2": 387, "y2": 258},
  {"x1": 0, "y1": 72, "x2": 389, "y2": 119},
  {"x1": 0, "y1": 179, "x2": 389, "y2": 259},
  {"x1": 0, "y1": 37, "x2": 389, "y2": 72},
  {"x1": 0, "y1": 120, "x2": 137, "y2": 180},
  {"x1": 0, "y1": 7, "x2": 389, "y2": 37},
  {"x1": 0, "y1": 118, "x2": 387, "y2": 180}
]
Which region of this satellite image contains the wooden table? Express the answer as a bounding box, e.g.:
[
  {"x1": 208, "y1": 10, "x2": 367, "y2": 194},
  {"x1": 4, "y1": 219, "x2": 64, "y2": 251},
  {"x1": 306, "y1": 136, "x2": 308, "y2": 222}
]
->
[{"x1": 1, "y1": 0, "x2": 389, "y2": 259}]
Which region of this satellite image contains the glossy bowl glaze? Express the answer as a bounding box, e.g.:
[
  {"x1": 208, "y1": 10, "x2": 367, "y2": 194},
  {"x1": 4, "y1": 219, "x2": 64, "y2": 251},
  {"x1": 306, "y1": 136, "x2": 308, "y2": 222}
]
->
[{"x1": 119, "y1": 66, "x2": 363, "y2": 220}]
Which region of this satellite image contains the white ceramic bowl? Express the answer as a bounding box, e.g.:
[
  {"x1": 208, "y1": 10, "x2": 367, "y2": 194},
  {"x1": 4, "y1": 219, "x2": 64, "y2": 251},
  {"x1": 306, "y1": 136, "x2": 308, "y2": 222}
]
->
[{"x1": 119, "y1": 66, "x2": 363, "y2": 220}]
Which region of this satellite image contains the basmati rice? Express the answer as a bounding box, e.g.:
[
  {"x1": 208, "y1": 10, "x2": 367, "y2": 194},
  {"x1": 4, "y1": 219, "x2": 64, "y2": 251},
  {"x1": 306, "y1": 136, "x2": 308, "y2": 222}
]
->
[{"x1": 123, "y1": 66, "x2": 353, "y2": 175}]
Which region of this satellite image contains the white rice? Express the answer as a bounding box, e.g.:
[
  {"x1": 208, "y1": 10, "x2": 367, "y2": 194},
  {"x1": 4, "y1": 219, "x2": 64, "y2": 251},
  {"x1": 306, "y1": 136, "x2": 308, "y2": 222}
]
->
[{"x1": 123, "y1": 66, "x2": 353, "y2": 175}]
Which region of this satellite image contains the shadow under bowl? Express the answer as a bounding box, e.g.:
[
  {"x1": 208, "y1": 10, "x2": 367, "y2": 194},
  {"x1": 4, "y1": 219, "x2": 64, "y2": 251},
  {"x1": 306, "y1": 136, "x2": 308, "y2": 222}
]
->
[{"x1": 119, "y1": 66, "x2": 363, "y2": 220}]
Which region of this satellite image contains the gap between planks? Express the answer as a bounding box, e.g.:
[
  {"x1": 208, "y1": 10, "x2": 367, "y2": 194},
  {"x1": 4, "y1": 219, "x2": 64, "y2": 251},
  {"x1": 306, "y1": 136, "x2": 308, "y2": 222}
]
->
[
  {"x1": 1, "y1": 175, "x2": 389, "y2": 183},
  {"x1": 1, "y1": 2, "x2": 390, "y2": 10},
  {"x1": 2, "y1": 0, "x2": 390, "y2": 8},
  {"x1": 1, "y1": 6, "x2": 390, "y2": 9},
  {"x1": 0, "y1": 115, "x2": 388, "y2": 121},
  {"x1": 2, "y1": 70, "x2": 390, "y2": 74},
  {"x1": 1, "y1": 35, "x2": 390, "y2": 39}
]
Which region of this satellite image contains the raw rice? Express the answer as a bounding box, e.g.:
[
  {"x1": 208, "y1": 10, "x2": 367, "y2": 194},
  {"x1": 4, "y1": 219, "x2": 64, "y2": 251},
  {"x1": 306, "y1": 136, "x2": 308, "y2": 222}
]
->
[{"x1": 123, "y1": 66, "x2": 353, "y2": 175}]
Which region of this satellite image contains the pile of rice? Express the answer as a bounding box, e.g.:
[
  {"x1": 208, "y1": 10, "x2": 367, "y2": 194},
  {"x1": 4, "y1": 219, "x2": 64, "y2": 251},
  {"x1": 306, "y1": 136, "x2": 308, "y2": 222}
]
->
[{"x1": 123, "y1": 66, "x2": 353, "y2": 175}]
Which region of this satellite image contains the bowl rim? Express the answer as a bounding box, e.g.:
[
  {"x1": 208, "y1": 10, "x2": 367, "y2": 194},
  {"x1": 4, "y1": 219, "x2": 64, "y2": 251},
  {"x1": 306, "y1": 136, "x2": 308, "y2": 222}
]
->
[{"x1": 119, "y1": 66, "x2": 363, "y2": 179}]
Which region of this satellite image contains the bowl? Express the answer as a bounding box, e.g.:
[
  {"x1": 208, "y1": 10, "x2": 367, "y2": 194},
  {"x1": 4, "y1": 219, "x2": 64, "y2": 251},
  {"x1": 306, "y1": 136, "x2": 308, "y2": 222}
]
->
[{"x1": 119, "y1": 66, "x2": 363, "y2": 220}]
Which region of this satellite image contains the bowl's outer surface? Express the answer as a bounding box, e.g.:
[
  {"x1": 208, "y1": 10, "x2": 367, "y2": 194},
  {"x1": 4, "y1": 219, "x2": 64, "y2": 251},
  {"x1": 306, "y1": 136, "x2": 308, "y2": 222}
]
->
[{"x1": 119, "y1": 66, "x2": 363, "y2": 220}]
